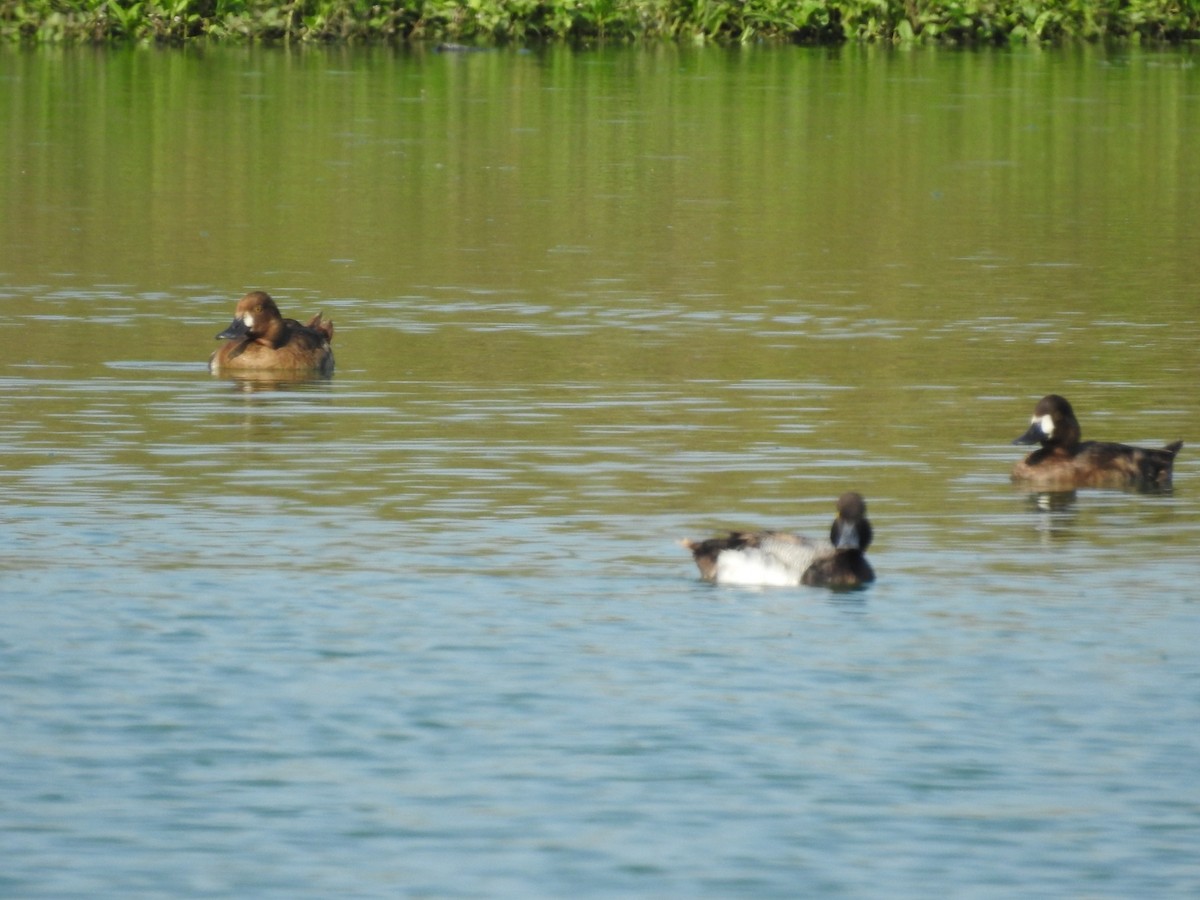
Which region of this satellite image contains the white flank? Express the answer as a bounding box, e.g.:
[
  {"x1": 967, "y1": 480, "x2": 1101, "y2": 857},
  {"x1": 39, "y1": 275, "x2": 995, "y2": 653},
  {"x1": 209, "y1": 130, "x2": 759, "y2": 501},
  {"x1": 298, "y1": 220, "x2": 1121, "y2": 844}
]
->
[
  {"x1": 713, "y1": 536, "x2": 833, "y2": 587},
  {"x1": 715, "y1": 549, "x2": 800, "y2": 586}
]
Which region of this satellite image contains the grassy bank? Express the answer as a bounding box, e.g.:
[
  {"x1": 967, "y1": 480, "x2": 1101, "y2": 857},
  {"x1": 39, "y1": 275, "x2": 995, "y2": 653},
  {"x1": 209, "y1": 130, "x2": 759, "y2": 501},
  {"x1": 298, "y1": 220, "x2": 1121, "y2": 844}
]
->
[{"x1": 3, "y1": 0, "x2": 1200, "y2": 44}]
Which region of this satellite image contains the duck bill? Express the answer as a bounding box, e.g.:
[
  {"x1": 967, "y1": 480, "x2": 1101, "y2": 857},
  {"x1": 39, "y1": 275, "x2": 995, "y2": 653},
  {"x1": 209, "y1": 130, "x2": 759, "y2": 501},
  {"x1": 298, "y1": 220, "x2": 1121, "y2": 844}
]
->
[
  {"x1": 216, "y1": 318, "x2": 248, "y2": 341},
  {"x1": 1012, "y1": 422, "x2": 1046, "y2": 445},
  {"x1": 834, "y1": 522, "x2": 859, "y2": 550}
]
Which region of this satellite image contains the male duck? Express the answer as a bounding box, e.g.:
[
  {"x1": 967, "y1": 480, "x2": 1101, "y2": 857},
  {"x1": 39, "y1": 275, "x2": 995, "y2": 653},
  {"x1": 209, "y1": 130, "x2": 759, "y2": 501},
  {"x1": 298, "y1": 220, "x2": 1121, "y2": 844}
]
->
[
  {"x1": 210, "y1": 291, "x2": 334, "y2": 375},
  {"x1": 681, "y1": 492, "x2": 875, "y2": 589},
  {"x1": 1012, "y1": 394, "x2": 1182, "y2": 490}
]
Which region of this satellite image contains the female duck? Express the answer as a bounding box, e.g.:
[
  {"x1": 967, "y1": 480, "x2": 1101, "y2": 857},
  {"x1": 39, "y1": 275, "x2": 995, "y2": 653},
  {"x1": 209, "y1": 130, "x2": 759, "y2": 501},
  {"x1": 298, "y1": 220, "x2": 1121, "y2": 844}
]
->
[
  {"x1": 681, "y1": 492, "x2": 875, "y2": 589},
  {"x1": 210, "y1": 291, "x2": 334, "y2": 375},
  {"x1": 1012, "y1": 394, "x2": 1182, "y2": 489}
]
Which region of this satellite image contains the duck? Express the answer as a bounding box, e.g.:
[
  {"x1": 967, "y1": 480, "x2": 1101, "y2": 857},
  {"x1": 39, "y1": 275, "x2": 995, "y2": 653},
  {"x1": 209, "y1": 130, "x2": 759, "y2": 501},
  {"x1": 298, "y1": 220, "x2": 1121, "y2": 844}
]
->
[
  {"x1": 681, "y1": 492, "x2": 875, "y2": 589},
  {"x1": 209, "y1": 291, "x2": 334, "y2": 375},
  {"x1": 1011, "y1": 394, "x2": 1182, "y2": 490}
]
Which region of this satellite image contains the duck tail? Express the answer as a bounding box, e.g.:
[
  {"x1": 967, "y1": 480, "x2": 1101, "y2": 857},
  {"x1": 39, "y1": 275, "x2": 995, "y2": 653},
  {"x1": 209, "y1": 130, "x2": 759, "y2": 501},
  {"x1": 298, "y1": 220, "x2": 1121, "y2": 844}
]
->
[
  {"x1": 307, "y1": 312, "x2": 334, "y2": 342},
  {"x1": 679, "y1": 537, "x2": 722, "y2": 582}
]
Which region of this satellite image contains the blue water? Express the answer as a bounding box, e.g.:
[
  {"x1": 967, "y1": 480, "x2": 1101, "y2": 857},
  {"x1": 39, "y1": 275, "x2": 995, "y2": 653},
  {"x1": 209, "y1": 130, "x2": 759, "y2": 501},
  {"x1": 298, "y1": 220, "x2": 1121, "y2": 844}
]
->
[
  {"x1": 3, "y1": 42, "x2": 1200, "y2": 897},
  {"x1": 2, "y1": 364, "x2": 1198, "y2": 897}
]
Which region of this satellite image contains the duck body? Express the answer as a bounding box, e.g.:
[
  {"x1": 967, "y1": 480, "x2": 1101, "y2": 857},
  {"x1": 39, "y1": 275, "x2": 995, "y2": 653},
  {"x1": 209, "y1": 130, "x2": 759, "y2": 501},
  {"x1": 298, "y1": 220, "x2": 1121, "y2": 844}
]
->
[
  {"x1": 1012, "y1": 395, "x2": 1181, "y2": 490},
  {"x1": 682, "y1": 492, "x2": 875, "y2": 589},
  {"x1": 210, "y1": 291, "x2": 334, "y2": 375}
]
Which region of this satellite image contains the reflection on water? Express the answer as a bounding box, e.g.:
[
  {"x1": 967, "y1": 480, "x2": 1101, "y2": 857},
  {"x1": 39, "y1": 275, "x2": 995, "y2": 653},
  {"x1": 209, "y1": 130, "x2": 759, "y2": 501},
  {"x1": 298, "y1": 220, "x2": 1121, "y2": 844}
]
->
[
  {"x1": 1, "y1": 44, "x2": 1199, "y2": 898},
  {"x1": 213, "y1": 370, "x2": 337, "y2": 392}
]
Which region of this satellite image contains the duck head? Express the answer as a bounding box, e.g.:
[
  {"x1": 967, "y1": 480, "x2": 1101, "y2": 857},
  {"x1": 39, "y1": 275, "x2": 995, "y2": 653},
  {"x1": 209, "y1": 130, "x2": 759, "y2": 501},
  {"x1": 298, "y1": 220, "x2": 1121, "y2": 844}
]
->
[
  {"x1": 1013, "y1": 394, "x2": 1082, "y2": 449},
  {"x1": 216, "y1": 291, "x2": 283, "y2": 342}
]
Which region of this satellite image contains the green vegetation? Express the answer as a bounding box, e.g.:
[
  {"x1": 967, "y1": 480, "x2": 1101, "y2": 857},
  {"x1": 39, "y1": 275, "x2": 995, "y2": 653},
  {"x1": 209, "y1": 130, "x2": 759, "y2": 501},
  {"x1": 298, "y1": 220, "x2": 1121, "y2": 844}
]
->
[{"x1": 3, "y1": 0, "x2": 1199, "y2": 44}]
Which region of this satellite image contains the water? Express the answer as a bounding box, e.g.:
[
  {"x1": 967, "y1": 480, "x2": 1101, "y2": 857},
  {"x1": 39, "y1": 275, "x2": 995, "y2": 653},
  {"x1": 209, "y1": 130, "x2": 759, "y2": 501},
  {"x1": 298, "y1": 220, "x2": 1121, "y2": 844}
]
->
[{"x1": 2, "y1": 44, "x2": 1199, "y2": 897}]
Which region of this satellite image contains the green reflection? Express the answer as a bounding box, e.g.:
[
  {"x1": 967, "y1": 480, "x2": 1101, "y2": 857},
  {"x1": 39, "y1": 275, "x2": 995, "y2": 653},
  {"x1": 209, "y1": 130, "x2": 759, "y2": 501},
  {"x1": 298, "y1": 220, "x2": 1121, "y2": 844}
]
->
[{"x1": 0, "y1": 45, "x2": 1195, "y2": 530}]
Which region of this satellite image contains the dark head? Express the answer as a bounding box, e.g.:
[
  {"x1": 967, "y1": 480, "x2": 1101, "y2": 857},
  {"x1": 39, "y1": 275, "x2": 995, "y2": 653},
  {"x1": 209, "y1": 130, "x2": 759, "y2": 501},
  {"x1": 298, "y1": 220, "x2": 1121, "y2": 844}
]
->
[
  {"x1": 800, "y1": 492, "x2": 874, "y2": 588},
  {"x1": 830, "y1": 491, "x2": 872, "y2": 552},
  {"x1": 216, "y1": 291, "x2": 283, "y2": 341},
  {"x1": 1013, "y1": 394, "x2": 1082, "y2": 450}
]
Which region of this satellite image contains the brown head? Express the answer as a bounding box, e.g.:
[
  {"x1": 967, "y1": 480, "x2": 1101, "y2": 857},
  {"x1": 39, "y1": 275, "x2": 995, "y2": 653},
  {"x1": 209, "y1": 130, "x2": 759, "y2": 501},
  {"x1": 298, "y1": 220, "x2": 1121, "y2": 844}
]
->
[
  {"x1": 216, "y1": 291, "x2": 286, "y2": 345},
  {"x1": 1012, "y1": 394, "x2": 1082, "y2": 451}
]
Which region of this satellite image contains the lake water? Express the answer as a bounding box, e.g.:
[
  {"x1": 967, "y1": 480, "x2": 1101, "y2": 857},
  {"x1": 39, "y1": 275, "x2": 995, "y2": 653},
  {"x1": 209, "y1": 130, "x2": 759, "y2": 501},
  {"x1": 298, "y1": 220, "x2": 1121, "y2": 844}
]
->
[{"x1": 1, "y1": 43, "x2": 1199, "y2": 897}]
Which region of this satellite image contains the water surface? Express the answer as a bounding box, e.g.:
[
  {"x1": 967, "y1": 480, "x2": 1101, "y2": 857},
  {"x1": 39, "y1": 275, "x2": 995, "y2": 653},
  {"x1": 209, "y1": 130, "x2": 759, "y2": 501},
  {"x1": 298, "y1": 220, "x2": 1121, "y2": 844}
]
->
[{"x1": 1, "y1": 44, "x2": 1198, "y2": 897}]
